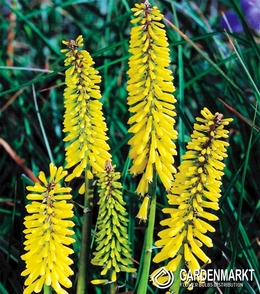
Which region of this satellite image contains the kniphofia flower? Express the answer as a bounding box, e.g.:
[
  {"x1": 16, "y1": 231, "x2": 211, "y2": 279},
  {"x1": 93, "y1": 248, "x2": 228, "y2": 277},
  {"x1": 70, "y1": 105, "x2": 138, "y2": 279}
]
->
[
  {"x1": 127, "y1": 1, "x2": 178, "y2": 196},
  {"x1": 61, "y1": 35, "x2": 111, "y2": 194},
  {"x1": 21, "y1": 163, "x2": 75, "y2": 294},
  {"x1": 153, "y1": 108, "x2": 232, "y2": 276},
  {"x1": 91, "y1": 161, "x2": 136, "y2": 284}
]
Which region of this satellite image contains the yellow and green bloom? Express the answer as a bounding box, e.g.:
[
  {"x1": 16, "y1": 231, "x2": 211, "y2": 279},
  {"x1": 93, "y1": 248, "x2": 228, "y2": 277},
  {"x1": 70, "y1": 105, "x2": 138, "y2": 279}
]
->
[
  {"x1": 153, "y1": 108, "x2": 232, "y2": 275},
  {"x1": 61, "y1": 35, "x2": 111, "y2": 194},
  {"x1": 21, "y1": 163, "x2": 75, "y2": 294},
  {"x1": 127, "y1": 2, "x2": 178, "y2": 196},
  {"x1": 91, "y1": 161, "x2": 136, "y2": 284}
]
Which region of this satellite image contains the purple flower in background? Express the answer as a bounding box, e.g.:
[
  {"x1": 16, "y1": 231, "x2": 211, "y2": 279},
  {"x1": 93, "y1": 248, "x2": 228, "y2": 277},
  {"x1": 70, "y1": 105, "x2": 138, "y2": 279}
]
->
[
  {"x1": 241, "y1": 0, "x2": 260, "y2": 32},
  {"x1": 220, "y1": 0, "x2": 260, "y2": 34},
  {"x1": 220, "y1": 10, "x2": 243, "y2": 33}
]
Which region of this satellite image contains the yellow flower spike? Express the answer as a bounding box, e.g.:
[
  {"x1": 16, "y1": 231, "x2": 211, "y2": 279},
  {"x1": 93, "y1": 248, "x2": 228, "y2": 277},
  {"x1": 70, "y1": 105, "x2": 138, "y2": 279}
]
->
[
  {"x1": 154, "y1": 108, "x2": 232, "y2": 277},
  {"x1": 127, "y1": 1, "x2": 178, "y2": 196},
  {"x1": 21, "y1": 164, "x2": 75, "y2": 294},
  {"x1": 61, "y1": 36, "x2": 111, "y2": 194},
  {"x1": 91, "y1": 161, "x2": 136, "y2": 284}
]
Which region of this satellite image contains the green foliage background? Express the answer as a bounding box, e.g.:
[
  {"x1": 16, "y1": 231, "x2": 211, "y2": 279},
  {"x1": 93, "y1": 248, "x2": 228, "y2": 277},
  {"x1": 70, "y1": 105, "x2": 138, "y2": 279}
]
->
[{"x1": 0, "y1": 0, "x2": 259, "y2": 293}]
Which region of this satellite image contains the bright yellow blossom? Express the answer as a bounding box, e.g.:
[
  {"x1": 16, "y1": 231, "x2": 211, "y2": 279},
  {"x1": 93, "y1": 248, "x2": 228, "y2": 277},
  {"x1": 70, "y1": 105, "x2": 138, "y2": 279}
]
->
[
  {"x1": 127, "y1": 2, "x2": 178, "y2": 195},
  {"x1": 21, "y1": 163, "x2": 75, "y2": 294},
  {"x1": 61, "y1": 35, "x2": 111, "y2": 194},
  {"x1": 91, "y1": 161, "x2": 136, "y2": 284},
  {"x1": 153, "y1": 108, "x2": 232, "y2": 276},
  {"x1": 136, "y1": 196, "x2": 150, "y2": 222}
]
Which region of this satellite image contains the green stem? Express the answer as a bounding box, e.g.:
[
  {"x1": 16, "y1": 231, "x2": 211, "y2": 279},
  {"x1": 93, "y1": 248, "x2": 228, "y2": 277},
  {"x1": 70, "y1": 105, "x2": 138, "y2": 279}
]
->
[
  {"x1": 106, "y1": 268, "x2": 117, "y2": 294},
  {"x1": 136, "y1": 170, "x2": 157, "y2": 294},
  {"x1": 109, "y1": 283, "x2": 115, "y2": 294},
  {"x1": 76, "y1": 169, "x2": 93, "y2": 294},
  {"x1": 109, "y1": 277, "x2": 117, "y2": 294},
  {"x1": 32, "y1": 84, "x2": 54, "y2": 163},
  {"x1": 43, "y1": 283, "x2": 52, "y2": 294}
]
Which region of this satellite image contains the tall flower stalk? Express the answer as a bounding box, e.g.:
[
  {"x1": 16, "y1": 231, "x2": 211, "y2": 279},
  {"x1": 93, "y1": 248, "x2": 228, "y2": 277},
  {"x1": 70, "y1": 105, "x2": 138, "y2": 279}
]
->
[
  {"x1": 91, "y1": 161, "x2": 135, "y2": 291},
  {"x1": 126, "y1": 2, "x2": 178, "y2": 293},
  {"x1": 61, "y1": 35, "x2": 111, "y2": 192},
  {"x1": 61, "y1": 35, "x2": 111, "y2": 293},
  {"x1": 127, "y1": 1, "x2": 178, "y2": 196},
  {"x1": 153, "y1": 108, "x2": 233, "y2": 292},
  {"x1": 21, "y1": 163, "x2": 75, "y2": 294}
]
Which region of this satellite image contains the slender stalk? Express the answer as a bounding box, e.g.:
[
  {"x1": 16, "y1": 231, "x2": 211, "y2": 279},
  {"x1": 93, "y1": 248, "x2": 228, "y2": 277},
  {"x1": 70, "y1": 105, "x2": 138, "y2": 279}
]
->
[
  {"x1": 0, "y1": 65, "x2": 56, "y2": 73},
  {"x1": 136, "y1": 170, "x2": 157, "y2": 294},
  {"x1": 109, "y1": 282, "x2": 116, "y2": 294},
  {"x1": 43, "y1": 284, "x2": 52, "y2": 294},
  {"x1": 76, "y1": 169, "x2": 93, "y2": 294},
  {"x1": 109, "y1": 269, "x2": 117, "y2": 294},
  {"x1": 32, "y1": 84, "x2": 54, "y2": 163}
]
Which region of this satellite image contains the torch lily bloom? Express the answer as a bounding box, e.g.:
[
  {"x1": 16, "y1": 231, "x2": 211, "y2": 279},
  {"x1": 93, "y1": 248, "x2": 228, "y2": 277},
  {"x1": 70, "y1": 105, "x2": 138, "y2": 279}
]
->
[
  {"x1": 21, "y1": 163, "x2": 75, "y2": 294},
  {"x1": 61, "y1": 35, "x2": 111, "y2": 194},
  {"x1": 127, "y1": 1, "x2": 178, "y2": 196},
  {"x1": 91, "y1": 161, "x2": 136, "y2": 284},
  {"x1": 153, "y1": 108, "x2": 232, "y2": 276}
]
